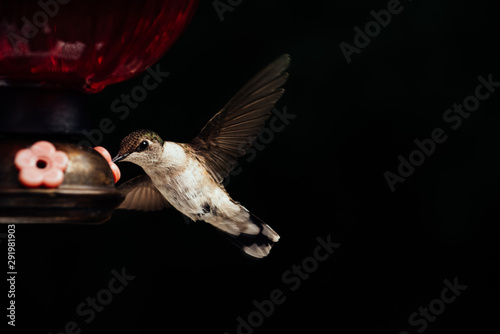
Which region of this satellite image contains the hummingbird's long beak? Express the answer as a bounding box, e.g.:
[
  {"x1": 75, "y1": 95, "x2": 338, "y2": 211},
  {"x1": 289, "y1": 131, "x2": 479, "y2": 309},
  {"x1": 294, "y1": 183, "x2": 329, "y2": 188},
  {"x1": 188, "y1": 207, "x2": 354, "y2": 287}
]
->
[{"x1": 112, "y1": 153, "x2": 130, "y2": 163}]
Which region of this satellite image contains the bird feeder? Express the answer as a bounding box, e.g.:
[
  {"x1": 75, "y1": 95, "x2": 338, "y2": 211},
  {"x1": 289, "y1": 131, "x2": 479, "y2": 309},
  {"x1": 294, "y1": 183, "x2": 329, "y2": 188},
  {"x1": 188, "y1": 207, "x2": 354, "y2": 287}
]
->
[{"x1": 0, "y1": 0, "x2": 198, "y2": 223}]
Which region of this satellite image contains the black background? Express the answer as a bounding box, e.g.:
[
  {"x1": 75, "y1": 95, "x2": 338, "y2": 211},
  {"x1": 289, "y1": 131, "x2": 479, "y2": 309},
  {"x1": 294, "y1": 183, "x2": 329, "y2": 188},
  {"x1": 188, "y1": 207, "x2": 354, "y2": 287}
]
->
[{"x1": 4, "y1": 0, "x2": 500, "y2": 333}]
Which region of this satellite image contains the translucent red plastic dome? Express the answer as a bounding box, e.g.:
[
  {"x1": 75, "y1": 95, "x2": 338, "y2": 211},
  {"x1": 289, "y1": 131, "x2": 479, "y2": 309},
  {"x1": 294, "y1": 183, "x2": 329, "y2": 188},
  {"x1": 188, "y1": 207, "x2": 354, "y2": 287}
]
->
[{"x1": 0, "y1": 0, "x2": 198, "y2": 93}]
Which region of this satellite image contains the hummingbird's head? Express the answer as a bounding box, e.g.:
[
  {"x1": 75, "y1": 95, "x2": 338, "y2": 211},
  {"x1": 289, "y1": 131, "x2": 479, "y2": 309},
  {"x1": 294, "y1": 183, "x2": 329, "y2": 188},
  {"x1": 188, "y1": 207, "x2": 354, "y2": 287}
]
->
[{"x1": 112, "y1": 129, "x2": 165, "y2": 168}]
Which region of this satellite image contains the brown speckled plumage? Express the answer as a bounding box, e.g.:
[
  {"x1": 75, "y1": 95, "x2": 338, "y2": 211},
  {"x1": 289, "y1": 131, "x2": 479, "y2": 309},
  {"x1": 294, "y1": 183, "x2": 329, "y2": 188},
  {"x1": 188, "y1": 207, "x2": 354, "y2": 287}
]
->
[{"x1": 117, "y1": 129, "x2": 164, "y2": 157}]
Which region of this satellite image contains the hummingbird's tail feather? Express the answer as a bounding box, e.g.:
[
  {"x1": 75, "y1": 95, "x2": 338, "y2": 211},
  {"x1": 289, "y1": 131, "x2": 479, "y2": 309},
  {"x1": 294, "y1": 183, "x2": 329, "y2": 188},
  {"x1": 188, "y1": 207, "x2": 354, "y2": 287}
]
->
[{"x1": 222, "y1": 212, "x2": 280, "y2": 259}]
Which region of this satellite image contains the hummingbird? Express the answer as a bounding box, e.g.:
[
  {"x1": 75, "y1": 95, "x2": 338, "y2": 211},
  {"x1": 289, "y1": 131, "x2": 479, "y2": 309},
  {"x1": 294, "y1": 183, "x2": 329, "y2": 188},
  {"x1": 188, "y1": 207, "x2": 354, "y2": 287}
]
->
[{"x1": 112, "y1": 54, "x2": 290, "y2": 258}]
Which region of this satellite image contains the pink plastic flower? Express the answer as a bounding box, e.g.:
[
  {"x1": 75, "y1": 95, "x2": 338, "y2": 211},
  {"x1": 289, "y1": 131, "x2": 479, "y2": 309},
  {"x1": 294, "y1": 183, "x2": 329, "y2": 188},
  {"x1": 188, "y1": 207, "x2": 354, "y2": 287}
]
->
[
  {"x1": 93, "y1": 146, "x2": 121, "y2": 183},
  {"x1": 14, "y1": 141, "x2": 69, "y2": 188}
]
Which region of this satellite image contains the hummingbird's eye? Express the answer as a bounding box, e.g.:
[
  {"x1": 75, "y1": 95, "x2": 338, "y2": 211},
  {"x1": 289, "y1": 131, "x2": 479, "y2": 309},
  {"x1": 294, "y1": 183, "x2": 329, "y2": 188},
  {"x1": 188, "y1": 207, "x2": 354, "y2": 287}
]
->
[{"x1": 137, "y1": 140, "x2": 149, "y2": 151}]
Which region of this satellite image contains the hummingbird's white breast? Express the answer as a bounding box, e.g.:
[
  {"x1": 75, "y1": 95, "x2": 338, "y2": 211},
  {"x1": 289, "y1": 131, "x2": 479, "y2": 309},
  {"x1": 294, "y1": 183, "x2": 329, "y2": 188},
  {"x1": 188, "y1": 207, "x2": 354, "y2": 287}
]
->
[{"x1": 145, "y1": 142, "x2": 255, "y2": 236}]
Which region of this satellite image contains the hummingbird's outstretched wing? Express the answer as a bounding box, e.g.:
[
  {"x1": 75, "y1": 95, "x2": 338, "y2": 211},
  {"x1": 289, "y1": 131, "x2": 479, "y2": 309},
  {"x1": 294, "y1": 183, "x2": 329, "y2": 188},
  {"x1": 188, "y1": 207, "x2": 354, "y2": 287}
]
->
[
  {"x1": 117, "y1": 175, "x2": 171, "y2": 211},
  {"x1": 189, "y1": 54, "x2": 291, "y2": 183}
]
